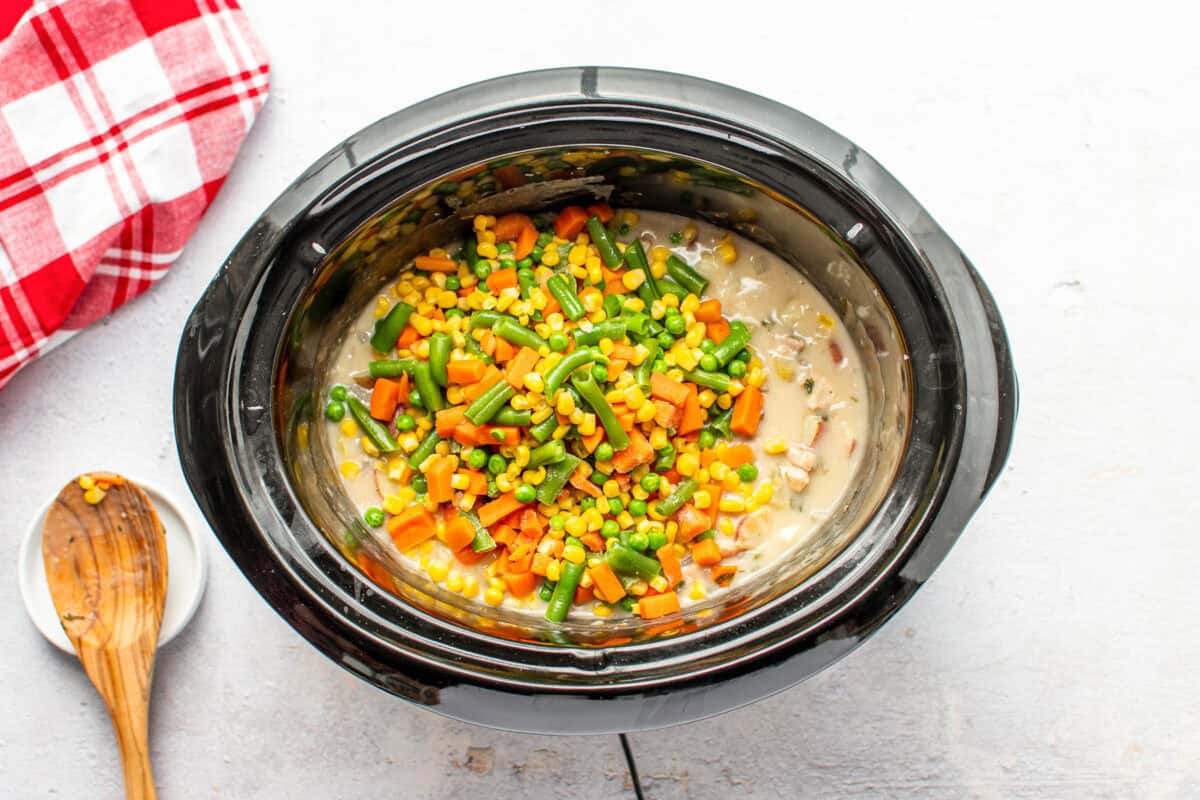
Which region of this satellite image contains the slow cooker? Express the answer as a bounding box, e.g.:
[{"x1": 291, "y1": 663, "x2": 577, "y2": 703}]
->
[{"x1": 174, "y1": 67, "x2": 1016, "y2": 733}]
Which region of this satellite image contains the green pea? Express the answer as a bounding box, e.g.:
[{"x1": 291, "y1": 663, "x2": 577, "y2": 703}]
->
[
  {"x1": 536, "y1": 231, "x2": 554, "y2": 246},
  {"x1": 408, "y1": 389, "x2": 423, "y2": 409},
  {"x1": 324, "y1": 400, "x2": 346, "y2": 422},
  {"x1": 486, "y1": 454, "x2": 507, "y2": 475},
  {"x1": 698, "y1": 429, "x2": 716, "y2": 450},
  {"x1": 539, "y1": 582, "x2": 555, "y2": 602},
  {"x1": 530, "y1": 246, "x2": 544, "y2": 262},
  {"x1": 670, "y1": 231, "x2": 683, "y2": 244},
  {"x1": 580, "y1": 497, "x2": 596, "y2": 511},
  {"x1": 595, "y1": 442, "x2": 614, "y2": 462},
  {"x1": 548, "y1": 332, "x2": 569, "y2": 352},
  {"x1": 699, "y1": 339, "x2": 716, "y2": 354},
  {"x1": 514, "y1": 483, "x2": 536, "y2": 503},
  {"x1": 647, "y1": 530, "x2": 668, "y2": 550},
  {"x1": 695, "y1": 529, "x2": 716, "y2": 541},
  {"x1": 330, "y1": 385, "x2": 348, "y2": 402},
  {"x1": 618, "y1": 223, "x2": 631, "y2": 236},
  {"x1": 608, "y1": 497, "x2": 624, "y2": 515},
  {"x1": 727, "y1": 360, "x2": 747, "y2": 378},
  {"x1": 640, "y1": 473, "x2": 661, "y2": 492},
  {"x1": 467, "y1": 448, "x2": 487, "y2": 469},
  {"x1": 651, "y1": 359, "x2": 668, "y2": 374},
  {"x1": 665, "y1": 314, "x2": 687, "y2": 336},
  {"x1": 590, "y1": 469, "x2": 609, "y2": 487},
  {"x1": 736, "y1": 348, "x2": 752, "y2": 362},
  {"x1": 628, "y1": 532, "x2": 649, "y2": 552},
  {"x1": 601, "y1": 519, "x2": 620, "y2": 538},
  {"x1": 363, "y1": 507, "x2": 385, "y2": 527},
  {"x1": 737, "y1": 463, "x2": 759, "y2": 482},
  {"x1": 516, "y1": 257, "x2": 533, "y2": 269},
  {"x1": 699, "y1": 353, "x2": 719, "y2": 372},
  {"x1": 395, "y1": 413, "x2": 416, "y2": 432},
  {"x1": 549, "y1": 514, "x2": 565, "y2": 530},
  {"x1": 410, "y1": 476, "x2": 427, "y2": 494},
  {"x1": 497, "y1": 242, "x2": 513, "y2": 255},
  {"x1": 444, "y1": 275, "x2": 461, "y2": 291},
  {"x1": 473, "y1": 261, "x2": 492, "y2": 280},
  {"x1": 591, "y1": 363, "x2": 609, "y2": 383},
  {"x1": 656, "y1": 331, "x2": 675, "y2": 349},
  {"x1": 445, "y1": 308, "x2": 466, "y2": 321},
  {"x1": 628, "y1": 499, "x2": 648, "y2": 517}
]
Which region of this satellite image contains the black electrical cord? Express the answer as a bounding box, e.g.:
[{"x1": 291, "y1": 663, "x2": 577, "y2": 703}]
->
[{"x1": 618, "y1": 733, "x2": 646, "y2": 800}]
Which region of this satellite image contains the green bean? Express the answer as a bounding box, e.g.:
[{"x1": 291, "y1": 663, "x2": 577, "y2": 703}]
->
[
  {"x1": 367, "y1": 359, "x2": 418, "y2": 379},
  {"x1": 705, "y1": 407, "x2": 734, "y2": 441},
  {"x1": 528, "y1": 439, "x2": 567, "y2": 469},
  {"x1": 407, "y1": 428, "x2": 441, "y2": 468},
  {"x1": 546, "y1": 274, "x2": 585, "y2": 321},
  {"x1": 655, "y1": 443, "x2": 676, "y2": 471},
  {"x1": 412, "y1": 361, "x2": 444, "y2": 412},
  {"x1": 463, "y1": 334, "x2": 493, "y2": 364},
  {"x1": 711, "y1": 321, "x2": 750, "y2": 367},
  {"x1": 683, "y1": 368, "x2": 732, "y2": 393},
  {"x1": 545, "y1": 558, "x2": 586, "y2": 622},
  {"x1": 634, "y1": 341, "x2": 659, "y2": 390},
  {"x1": 465, "y1": 380, "x2": 516, "y2": 425},
  {"x1": 626, "y1": 240, "x2": 660, "y2": 305},
  {"x1": 606, "y1": 543, "x2": 662, "y2": 581},
  {"x1": 468, "y1": 310, "x2": 515, "y2": 329},
  {"x1": 622, "y1": 311, "x2": 652, "y2": 336},
  {"x1": 428, "y1": 333, "x2": 452, "y2": 387},
  {"x1": 602, "y1": 295, "x2": 623, "y2": 322},
  {"x1": 530, "y1": 413, "x2": 560, "y2": 443},
  {"x1": 517, "y1": 268, "x2": 536, "y2": 299},
  {"x1": 491, "y1": 407, "x2": 532, "y2": 427},
  {"x1": 655, "y1": 477, "x2": 699, "y2": 517},
  {"x1": 345, "y1": 396, "x2": 400, "y2": 453},
  {"x1": 665, "y1": 254, "x2": 709, "y2": 296},
  {"x1": 494, "y1": 317, "x2": 548, "y2": 351},
  {"x1": 586, "y1": 216, "x2": 623, "y2": 268},
  {"x1": 536, "y1": 454, "x2": 581, "y2": 505},
  {"x1": 544, "y1": 347, "x2": 602, "y2": 396},
  {"x1": 464, "y1": 236, "x2": 479, "y2": 271},
  {"x1": 370, "y1": 302, "x2": 414, "y2": 353},
  {"x1": 573, "y1": 319, "x2": 627, "y2": 347},
  {"x1": 464, "y1": 511, "x2": 496, "y2": 553},
  {"x1": 655, "y1": 276, "x2": 687, "y2": 298},
  {"x1": 571, "y1": 371, "x2": 630, "y2": 451}
]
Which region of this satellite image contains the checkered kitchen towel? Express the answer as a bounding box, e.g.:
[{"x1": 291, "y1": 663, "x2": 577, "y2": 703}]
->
[{"x1": 0, "y1": 0, "x2": 268, "y2": 389}]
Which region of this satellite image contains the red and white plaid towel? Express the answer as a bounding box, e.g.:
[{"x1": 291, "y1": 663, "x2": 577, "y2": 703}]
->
[{"x1": 0, "y1": 0, "x2": 268, "y2": 389}]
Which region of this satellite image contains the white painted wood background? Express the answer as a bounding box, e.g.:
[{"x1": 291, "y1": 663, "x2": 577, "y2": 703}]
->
[{"x1": 2, "y1": 1, "x2": 1196, "y2": 796}]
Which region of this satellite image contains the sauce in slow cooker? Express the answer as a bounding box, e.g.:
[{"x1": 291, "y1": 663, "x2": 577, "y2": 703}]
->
[{"x1": 324, "y1": 209, "x2": 867, "y2": 618}]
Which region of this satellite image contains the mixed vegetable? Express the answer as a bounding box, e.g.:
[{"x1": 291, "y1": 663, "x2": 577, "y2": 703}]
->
[{"x1": 327, "y1": 205, "x2": 774, "y2": 622}]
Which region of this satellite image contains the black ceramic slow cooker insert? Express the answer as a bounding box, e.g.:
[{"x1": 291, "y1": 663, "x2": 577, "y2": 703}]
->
[{"x1": 174, "y1": 67, "x2": 1016, "y2": 734}]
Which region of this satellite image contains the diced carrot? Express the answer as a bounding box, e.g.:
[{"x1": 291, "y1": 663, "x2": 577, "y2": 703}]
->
[
  {"x1": 602, "y1": 271, "x2": 630, "y2": 295},
  {"x1": 610, "y1": 427, "x2": 655, "y2": 473},
  {"x1": 707, "y1": 318, "x2": 731, "y2": 344},
  {"x1": 656, "y1": 544, "x2": 683, "y2": 588},
  {"x1": 491, "y1": 524, "x2": 517, "y2": 547},
  {"x1": 435, "y1": 405, "x2": 468, "y2": 436},
  {"x1": 514, "y1": 223, "x2": 538, "y2": 260},
  {"x1": 711, "y1": 564, "x2": 738, "y2": 586},
  {"x1": 609, "y1": 342, "x2": 638, "y2": 361},
  {"x1": 415, "y1": 255, "x2": 458, "y2": 273},
  {"x1": 638, "y1": 592, "x2": 681, "y2": 620},
  {"x1": 493, "y1": 213, "x2": 532, "y2": 243},
  {"x1": 589, "y1": 562, "x2": 626, "y2": 603},
  {"x1": 574, "y1": 584, "x2": 595, "y2": 604},
  {"x1": 480, "y1": 329, "x2": 497, "y2": 357},
  {"x1": 553, "y1": 205, "x2": 589, "y2": 239},
  {"x1": 580, "y1": 531, "x2": 605, "y2": 552},
  {"x1": 677, "y1": 384, "x2": 704, "y2": 435},
  {"x1": 369, "y1": 377, "x2": 402, "y2": 421},
  {"x1": 578, "y1": 286, "x2": 604, "y2": 309},
  {"x1": 452, "y1": 421, "x2": 480, "y2": 447},
  {"x1": 493, "y1": 337, "x2": 516, "y2": 363},
  {"x1": 569, "y1": 466, "x2": 605, "y2": 498},
  {"x1": 691, "y1": 537, "x2": 722, "y2": 566},
  {"x1": 446, "y1": 359, "x2": 486, "y2": 384},
  {"x1": 396, "y1": 325, "x2": 420, "y2": 349},
  {"x1": 520, "y1": 508, "x2": 544, "y2": 537},
  {"x1": 702, "y1": 484, "x2": 722, "y2": 527},
  {"x1": 455, "y1": 546, "x2": 492, "y2": 565},
  {"x1": 425, "y1": 455, "x2": 456, "y2": 504},
  {"x1": 580, "y1": 427, "x2": 605, "y2": 454},
  {"x1": 442, "y1": 516, "x2": 476, "y2": 551},
  {"x1": 476, "y1": 425, "x2": 520, "y2": 446},
  {"x1": 605, "y1": 358, "x2": 628, "y2": 382},
  {"x1": 586, "y1": 203, "x2": 615, "y2": 223},
  {"x1": 493, "y1": 165, "x2": 527, "y2": 189},
  {"x1": 617, "y1": 411, "x2": 636, "y2": 431},
  {"x1": 462, "y1": 365, "x2": 503, "y2": 401},
  {"x1": 694, "y1": 298, "x2": 722, "y2": 323},
  {"x1": 700, "y1": 449, "x2": 718, "y2": 467},
  {"x1": 503, "y1": 571, "x2": 538, "y2": 598},
  {"x1": 387, "y1": 506, "x2": 437, "y2": 551},
  {"x1": 478, "y1": 491, "x2": 530, "y2": 527},
  {"x1": 650, "y1": 372, "x2": 689, "y2": 406},
  {"x1": 87, "y1": 471, "x2": 126, "y2": 487},
  {"x1": 357, "y1": 554, "x2": 396, "y2": 592},
  {"x1": 487, "y1": 267, "x2": 518, "y2": 293},
  {"x1": 675, "y1": 504, "x2": 710, "y2": 543},
  {"x1": 730, "y1": 386, "x2": 764, "y2": 437},
  {"x1": 457, "y1": 469, "x2": 488, "y2": 496},
  {"x1": 654, "y1": 399, "x2": 682, "y2": 429},
  {"x1": 718, "y1": 444, "x2": 755, "y2": 468},
  {"x1": 531, "y1": 552, "x2": 551, "y2": 576},
  {"x1": 505, "y1": 346, "x2": 540, "y2": 388},
  {"x1": 504, "y1": 548, "x2": 534, "y2": 575}
]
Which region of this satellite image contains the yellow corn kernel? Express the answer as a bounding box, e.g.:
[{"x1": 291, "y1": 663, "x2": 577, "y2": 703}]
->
[
  {"x1": 555, "y1": 391, "x2": 575, "y2": 416},
  {"x1": 617, "y1": 511, "x2": 636, "y2": 529},
  {"x1": 477, "y1": 242, "x2": 499, "y2": 259},
  {"x1": 563, "y1": 544, "x2": 586, "y2": 564},
  {"x1": 718, "y1": 518, "x2": 736, "y2": 537},
  {"x1": 649, "y1": 575, "x2": 669, "y2": 593},
  {"x1": 662, "y1": 293, "x2": 679, "y2": 309},
  {"x1": 649, "y1": 299, "x2": 666, "y2": 320},
  {"x1": 524, "y1": 372, "x2": 545, "y2": 393},
  {"x1": 754, "y1": 484, "x2": 776, "y2": 505},
  {"x1": 719, "y1": 495, "x2": 746, "y2": 513},
  {"x1": 723, "y1": 472, "x2": 742, "y2": 491},
  {"x1": 339, "y1": 460, "x2": 361, "y2": 479},
  {"x1": 635, "y1": 403, "x2": 657, "y2": 423},
  {"x1": 577, "y1": 413, "x2": 597, "y2": 436},
  {"x1": 619, "y1": 385, "x2": 643, "y2": 409},
  {"x1": 564, "y1": 516, "x2": 587, "y2": 537},
  {"x1": 676, "y1": 453, "x2": 699, "y2": 477},
  {"x1": 472, "y1": 215, "x2": 490, "y2": 231},
  {"x1": 684, "y1": 324, "x2": 706, "y2": 349},
  {"x1": 717, "y1": 393, "x2": 733, "y2": 410},
  {"x1": 510, "y1": 394, "x2": 532, "y2": 411},
  {"x1": 649, "y1": 428, "x2": 669, "y2": 450},
  {"x1": 604, "y1": 389, "x2": 624, "y2": 405},
  {"x1": 697, "y1": 389, "x2": 717, "y2": 409},
  {"x1": 746, "y1": 369, "x2": 766, "y2": 390},
  {"x1": 458, "y1": 493, "x2": 478, "y2": 511},
  {"x1": 373, "y1": 296, "x2": 391, "y2": 318},
  {"x1": 523, "y1": 467, "x2": 546, "y2": 485},
  {"x1": 382, "y1": 494, "x2": 405, "y2": 515},
  {"x1": 513, "y1": 445, "x2": 531, "y2": 468},
  {"x1": 689, "y1": 583, "x2": 707, "y2": 601},
  {"x1": 84, "y1": 487, "x2": 106, "y2": 505},
  {"x1": 650, "y1": 245, "x2": 671, "y2": 262},
  {"x1": 696, "y1": 468, "x2": 710, "y2": 484},
  {"x1": 450, "y1": 473, "x2": 470, "y2": 491},
  {"x1": 426, "y1": 560, "x2": 449, "y2": 583},
  {"x1": 483, "y1": 587, "x2": 504, "y2": 606},
  {"x1": 593, "y1": 604, "x2": 612, "y2": 618},
  {"x1": 622, "y1": 269, "x2": 646, "y2": 291},
  {"x1": 680, "y1": 294, "x2": 700, "y2": 314},
  {"x1": 456, "y1": 576, "x2": 477, "y2": 599},
  {"x1": 745, "y1": 498, "x2": 760, "y2": 513},
  {"x1": 625, "y1": 297, "x2": 646, "y2": 313},
  {"x1": 629, "y1": 580, "x2": 648, "y2": 597},
  {"x1": 495, "y1": 474, "x2": 514, "y2": 492},
  {"x1": 568, "y1": 244, "x2": 588, "y2": 266},
  {"x1": 399, "y1": 432, "x2": 420, "y2": 453},
  {"x1": 715, "y1": 242, "x2": 737, "y2": 264},
  {"x1": 569, "y1": 408, "x2": 586, "y2": 425},
  {"x1": 602, "y1": 480, "x2": 621, "y2": 498},
  {"x1": 78, "y1": 475, "x2": 95, "y2": 491},
  {"x1": 410, "y1": 314, "x2": 434, "y2": 337},
  {"x1": 360, "y1": 436, "x2": 380, "y2": 458},
  {"x1": 339, "y1": 418, "x2": 357, "y2": 437},
  {"x1": 531, "y1": 406, "x2": 554, "y2": 424},
  {"x1": 671, "y1": 342, "x2": 699, "y2": 370},
  {"x1": 541, "y1": 248, "x2": 560, "y2": 267},
  {"x1": 681, "y1": 222, "x2": 698, "y2": 244},
  {"x1": 437, "y1": 290, "x2": 458, "y2": 309},
  {"x1": 709, "y1": 462, "x2": 730, "y2": 482},
  {"x1": 446, "y1": 573, "x2": 465, "y2": 593},
  {"x1": 817, "y1": 312, "x2": 835, "y2": 330},
  {"x1": 546, "y1": 559, "x2": 563, "y2": 582},
  {"x1": 693, "y1": 490, "x2": 712, "y2": 510},
  {"x1": 764, "y1": 436, "x2": 788, "y2": 455},
  {"x1": 552, "y1": 424, "x2": 571, "y2": 440}
]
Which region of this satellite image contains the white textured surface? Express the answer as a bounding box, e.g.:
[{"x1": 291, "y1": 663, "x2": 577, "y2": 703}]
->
[{"x1": 2, "y1": 1, "x2": 1198, "y2": 797}]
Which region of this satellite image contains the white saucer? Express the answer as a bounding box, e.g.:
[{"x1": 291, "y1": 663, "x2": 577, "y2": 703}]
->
[{"x1": 18, "y1": 478, "x2": 208, "y2": 654}]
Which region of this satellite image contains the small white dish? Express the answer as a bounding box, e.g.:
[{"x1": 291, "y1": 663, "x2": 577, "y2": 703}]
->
[{"x1": 18, "y1": 478, "x2": 208, "y2": 654}]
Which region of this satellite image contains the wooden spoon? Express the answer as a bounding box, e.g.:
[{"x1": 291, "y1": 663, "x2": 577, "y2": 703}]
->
[{"x1": 42, "y1": 474, "x2": 168, "y2": 800}]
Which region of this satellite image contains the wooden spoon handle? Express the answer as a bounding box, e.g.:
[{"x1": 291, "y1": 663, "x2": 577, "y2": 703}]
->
[{"x1": 81, "y1": 645, "x2": 157, "y2": 800}]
